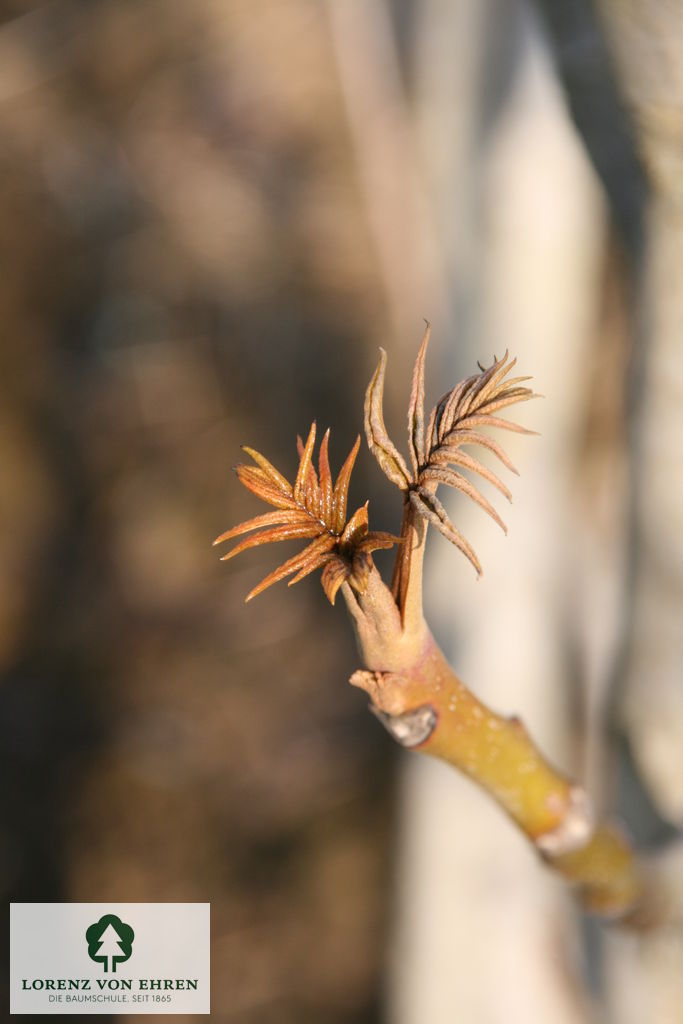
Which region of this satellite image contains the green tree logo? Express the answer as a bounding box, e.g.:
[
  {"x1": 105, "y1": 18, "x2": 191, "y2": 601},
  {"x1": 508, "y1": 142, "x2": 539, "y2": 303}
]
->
[{"x1": 86, "y1": 914, "x2": 134, "y2": 973}]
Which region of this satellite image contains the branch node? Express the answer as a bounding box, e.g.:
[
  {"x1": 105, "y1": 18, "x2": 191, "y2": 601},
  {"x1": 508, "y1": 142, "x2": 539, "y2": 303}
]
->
[
  {"x1": 371, "y1": 704, "x2": 438, "y2": 748},
  {"x1": 535, "y1": 786, "x2": 595, "y2": 856}
]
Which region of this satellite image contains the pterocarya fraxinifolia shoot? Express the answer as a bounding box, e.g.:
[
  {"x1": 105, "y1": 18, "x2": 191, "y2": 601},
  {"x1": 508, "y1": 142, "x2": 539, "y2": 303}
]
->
[{"x1": 215, "y1": 324, "x2": 654, "y2": 925}]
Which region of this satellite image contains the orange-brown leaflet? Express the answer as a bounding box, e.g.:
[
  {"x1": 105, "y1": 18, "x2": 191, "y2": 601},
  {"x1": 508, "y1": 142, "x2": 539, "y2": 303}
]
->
[
  {"x1": 294, "y1": 422, "x2": 317, "y2": 504},
  {"x1": 241, "y1": 446, "x2": 293, "y2": 493},
  {"x1": 220, "y1": 523, "x2": 325, "y2": 563},
  {"x1": 420, "y1": 465, "x2": 507, "y2": 534},
  {"x1": 246, "y1": 534, "x2": 337, "y2": 602},
  {"x1": 409, "y1": 487, "x2": 482, "y2": 575},
  {"x1": 427, "y1": 447, "x2": 511, "y2": 500},
  {"x1": 407, "y1": 321, "x2": 430, "y2": 476},
  {"x1": 331, "y1": 435, "x2": 360, "y2": 533},
  {"x1": 213, "y1": 509, "x2": 314, "y2": 545},
  {"x1": 364, "y1": 349, "x2": 412, "y2": 491},
  {"x1": 320, "y1": 558, "x2": 350, "y2": 605},
  {"x1": 318, "y1": 429, "x2": 333, "y2": 526}
]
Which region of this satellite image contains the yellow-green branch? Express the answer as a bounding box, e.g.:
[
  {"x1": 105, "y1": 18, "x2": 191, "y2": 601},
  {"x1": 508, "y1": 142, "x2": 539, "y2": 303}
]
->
[{"x1": 343, "y1": 566, "x2": 648, "y2": 922}]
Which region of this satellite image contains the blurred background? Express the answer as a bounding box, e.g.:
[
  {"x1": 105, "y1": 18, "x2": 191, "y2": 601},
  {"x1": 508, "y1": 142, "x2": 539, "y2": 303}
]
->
[{"x1": 1, "y1": 1, "x2": 682, "y2": 1021}]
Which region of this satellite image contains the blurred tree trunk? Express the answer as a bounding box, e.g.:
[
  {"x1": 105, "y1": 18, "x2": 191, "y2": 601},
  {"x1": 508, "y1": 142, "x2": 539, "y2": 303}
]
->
[
  {"x1": 386, "y1": 0, "x2": 683, "y2": 1020},
  {"x1": 596, "y1": 0, "x2": 683, "y2": 833},
  {"x1": 536, "y1": 0, "x2": 683, "y2": 830},
  {"x1": 592, "y1": 4, "x2": 683, "y2": 1018},
  {"x1": 386, "y1": 3, "x2": 602, "y2": 1021},
  {"x1": 537, "y1": 0, "x2": 683, "y2": 1016}
]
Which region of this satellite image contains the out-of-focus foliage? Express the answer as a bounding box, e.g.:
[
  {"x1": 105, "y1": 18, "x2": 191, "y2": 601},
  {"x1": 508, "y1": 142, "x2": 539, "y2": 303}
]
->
[{"x1": 0, "y1": 3, "x2": 399, "y2": 1021}]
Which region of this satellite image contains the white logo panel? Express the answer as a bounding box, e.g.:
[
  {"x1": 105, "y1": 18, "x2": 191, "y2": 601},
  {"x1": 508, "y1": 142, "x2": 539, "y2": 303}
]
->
[{"x1": 10, "y1": 903, "x2": 210, "y2": 1014}]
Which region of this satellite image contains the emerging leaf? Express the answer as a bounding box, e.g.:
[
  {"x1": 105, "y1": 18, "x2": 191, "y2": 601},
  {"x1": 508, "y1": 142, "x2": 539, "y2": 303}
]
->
[
  {"x1": 364, "y1": 349, "x2": 412, "y2": 491},
  {"x1": 215, "y1": 424, "x2": 400, "y2": 603},
  {"x1": 409, "y1": 487, "x2": 482, "y2": 575},
  {"x1": 365, "y1": 332, "x2": 538, "y2": 580},
  {"x1": 332, "y1": 436, "x2": 361, "y2": 533},
  {"x1": 407, "y1": 321, "x2": 430, "y2": 477}
]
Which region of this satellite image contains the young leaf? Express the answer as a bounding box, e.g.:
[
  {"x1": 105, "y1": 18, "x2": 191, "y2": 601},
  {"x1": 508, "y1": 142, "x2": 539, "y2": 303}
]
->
[
  {"x1": 376, "y1": 332, "x2": 539, "y2": 585},
  {"x1": 407, "y1": 321, "x2": 430, "y2": 477},
  {"x1": 409, "y1": 487, "x2": 482, "y2": 575},
  {"x1": 364, "y1": 349, "x2": 411, "y2": 491},
  {"x1": 215, "y1": 426, "x2": 398, "y2": 603}
]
